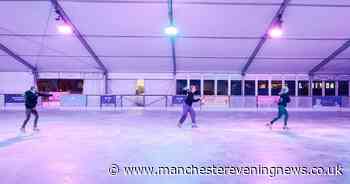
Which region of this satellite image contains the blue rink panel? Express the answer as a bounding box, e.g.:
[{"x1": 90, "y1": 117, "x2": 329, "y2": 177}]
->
[
  {"x1": 60, "y1": 95, "x2": 87, "y2": 107},
  {"x1": 312, "y1": 96, "x2": 342, "y2": 107}
]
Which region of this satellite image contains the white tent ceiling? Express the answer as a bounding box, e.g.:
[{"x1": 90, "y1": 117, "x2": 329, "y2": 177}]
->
[
  {"x1": 0, "y1": 0, "x2": 349, "y2": 74},
  {"x1": 0, "y1": 51, "x2": 30, "y2": 72}
]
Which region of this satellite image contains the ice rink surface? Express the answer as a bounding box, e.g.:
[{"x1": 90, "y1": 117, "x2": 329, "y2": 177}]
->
[{"x1": 0, "y1": 110, "x2": 349, "y2": 184}]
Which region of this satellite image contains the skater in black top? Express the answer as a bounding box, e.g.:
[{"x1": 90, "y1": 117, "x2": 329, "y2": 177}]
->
[
  {"x1": 267, "y1": 86, "x2": 291, "y2": 130},
  {"x1": 20, "y1": 86, "x2": 52, "y2": 133},
  {"x1": 177, "y1": 85, "x2": 204, "y2": 128}
]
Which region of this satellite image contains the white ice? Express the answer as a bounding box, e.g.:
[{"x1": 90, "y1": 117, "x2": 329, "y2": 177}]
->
[{"x1": 0, "y1": 110, "x2": 349, "y2": 184}]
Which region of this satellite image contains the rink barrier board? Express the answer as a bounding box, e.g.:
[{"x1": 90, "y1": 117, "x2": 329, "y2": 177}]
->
[
  {"x1": 0, "y1": 94, "x2": 4, "y2": 109},
  {"x1": 4, "y1": 94, "x2": 25, "y2": 103},
  {"x1": 312, "y1": 96, "x2": 342, "y2": 107},
  {"x1": 60, "y1": 95, "x2": 87, "y2": 107},
  {"x1": 342, "y1": 97, "x2": 350, "y2": 108},
  {"x1": 2, "y1": 94, "x2": 350, "y2": 110}
]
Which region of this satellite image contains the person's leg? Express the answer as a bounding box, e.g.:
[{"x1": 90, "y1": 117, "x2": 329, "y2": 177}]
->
[
  {"x1": 32, "y1": 109, "x2": 39, "y2": 130},
  {"x1": 188, "y1": 106, "x2": 197, "y2": 127},
  {"x1": 21, "y1": 109, "x2": 32, "y2": 130},
  {"x1": 178, "y1": 104, "x2": 189, "y2": 125},
  {"x1": 271, "y1": 106, "x2": 283, "y2": 125},
  {"x1": 282, "y1": 107, "x2": 289, "y2": 128}
]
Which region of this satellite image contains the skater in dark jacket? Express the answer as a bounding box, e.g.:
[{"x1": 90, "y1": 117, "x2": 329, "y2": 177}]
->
[
  {"x1": 177, "y1": 85, "x2": 204, "y2": 128},
  {"x1": 20, "y1": 86, "x2": 52, "y2": 132},
  {"x1": 267, "y1": 86, "x2": 291, "y2": 130}
]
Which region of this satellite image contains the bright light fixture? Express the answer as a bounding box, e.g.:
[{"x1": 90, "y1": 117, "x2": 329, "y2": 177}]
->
[
  {"x1": 268, "y1": 16, "x2": 283, "y2": 38},
  {"x1": 164, "y1": 26, "x2": 178, "y2": 36},
  {"x1": 268, "y1": 26, "x2": 283, "y2": 38},
  {"x1": 57, "y1": 23, "x2": 73, "y2": 34}
]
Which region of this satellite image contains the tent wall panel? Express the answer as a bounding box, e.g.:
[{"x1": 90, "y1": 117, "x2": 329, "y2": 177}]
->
[
  {"x1": 0, "y1": 56, "x2": 31, "y2": 72},
  {"x1": 0, "y1": 72, "x2": 34, "y2": 93},
  {"x1": 109, "y1": 73, "x2": 173, "y2": 80},
  {"x1": 22, "y1": 56, "x2": 100, "y2": 72},
  {"x1": 248, "y1": 61, "x2": 318, "y2": 74},
  {"x1": 83, "y1": 79, "x2": 104, "y2": 95},
  {"x1": 109, "y1": 80, "x2": 136, "y2": 95},
  {"x1": 144, "y1": 79, "x2": 174, "y2": 95},
  {"x1": 102, "y1": 58, "x2": 172, "y2": 73},
  {"x1": 177, "y1": 59, "x2": 245, "y2": 73},
  {"x1": 176, "y1": 39, "x2": 258, "y2": 57}
]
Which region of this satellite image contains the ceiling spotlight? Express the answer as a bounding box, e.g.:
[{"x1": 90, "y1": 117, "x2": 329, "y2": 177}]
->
[
  {"x1": 165, "y1": 25, "x2": 178, "y2": 36},
  {"x1": 57, "y1": 23, "x2": 73, "y2": 34},
  {"x1": 54, "y1": 8, "x2": 72, "y2": 34},
  {"x1": 269, "y1": 26, "x2": 283, "y2": 38},
  {"x1": 55, "y1": 10, "x2": 61, "y2": 21},
  {"x1": 268, "y1": 15, "x2": 283, "y2": 38}
]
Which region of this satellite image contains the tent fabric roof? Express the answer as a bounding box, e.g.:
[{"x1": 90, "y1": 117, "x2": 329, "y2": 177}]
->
[{"x1": 0, "y1": 0, "x2": 349, "y2": 74}]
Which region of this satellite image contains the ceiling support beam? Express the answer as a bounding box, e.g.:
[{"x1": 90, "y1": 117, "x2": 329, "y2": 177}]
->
[
  {"x1": 0, "y1": 42, "x2": 36, "y2": 72},
  {"x1": 309, "y1": 40, "x2": 350, "y2": 76},
  {"x1": 0, "y1": 42, "x2": 39, "y2": 86},
  {"x1": 50, "y1": 0, "x2": 109, "y2": 93},
  {"x1": 170, "y1": 38, "x2": 177, "y2": 75},
  {"x1": 241, "y1": 0, "x2": 291, "y2": 76},
  {"x1": 167, "y1": 0, "x2": 177, "y2": 76}
]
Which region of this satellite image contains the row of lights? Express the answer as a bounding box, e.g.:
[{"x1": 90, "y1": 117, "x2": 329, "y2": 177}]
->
[
  {"x1": 57, "y1": 22, "x2": 179, "y2": 37},
  {"x1": 55, "y1": 12, "x2": 283, "y2": 39},
  {"x1": 57, "y1": 22, "x2": 178, "y2": 37},
  {"x1": 57, "y1": 24, "x2": 283, "y2": 38},
  {"x1": 55, "y1": 9, "x2": 179, "y2": 36},
  {"x1": 163, "y1": 22, "x2": 284, "y2": 38}
]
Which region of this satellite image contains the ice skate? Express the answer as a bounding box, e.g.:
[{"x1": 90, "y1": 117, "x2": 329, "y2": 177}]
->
[
  {"x1": 177, "y1": 123, "x2": 182, "y2": 128},
  {"x1": 33, "y1": 127, "x2": 40, "y2": 132},
  {"x1": 20, "y1": 127, "x2": 26, "y2": 133},
  {"x1": 266, "y1": 122, "x2": 272, "y2": 129}
]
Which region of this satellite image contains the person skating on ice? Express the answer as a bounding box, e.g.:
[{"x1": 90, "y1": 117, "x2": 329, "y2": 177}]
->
[
  {"x1": 177, "y1": 85, "x2": 205, "y2": 128},
  {"x1": 266, "y1": 86, "x2": 291, "y2": 130},
  {"x1": 20, "y1": 86, "x2": 52, "y2": 133}
]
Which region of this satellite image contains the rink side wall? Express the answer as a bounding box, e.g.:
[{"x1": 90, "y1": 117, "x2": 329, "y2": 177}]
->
[
  {"x1": 0, "y1": 72, "x2": 175, "y2": 92},
  {"x1": 2, "y1": 72, "x2": 350, "y2": 95},
  {"x1": 0, "y1": 72, "x2": 350, "y2": 111},
  {"x1": 0, "y1": 72, "x2": 34, "y2": 93}
]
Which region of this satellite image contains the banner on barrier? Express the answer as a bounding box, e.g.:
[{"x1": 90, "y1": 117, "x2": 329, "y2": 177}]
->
[
  {"x1": 5, "y1": 94, "x2": 25, "y2": 103},
  {"x1": 101, "y1": 95, "x2": 117, "y2": 105},
  {"x1": 203, "y1": 96, "x2": 229, "y2": 106},
  {"x1": 0, "y1": 95, "x2": 4, "y2": 106},
  {"x1": 60, "y1": 95, "x2": 87, "y2": 107},
  {"x1": 42, "y1": 92, "x2": 69, "y2": 107},
  {"x1": 313, "y1": 96, "x2": 342, "y2": 107},
  {"x1": 172, "y1": 96, "x2": 186, "y2": 104}
]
